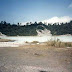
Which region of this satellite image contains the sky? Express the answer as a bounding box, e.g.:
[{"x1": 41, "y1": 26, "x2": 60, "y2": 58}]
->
[{"x1": 0, "y1": 0, "x2": 72, "y2": 24}]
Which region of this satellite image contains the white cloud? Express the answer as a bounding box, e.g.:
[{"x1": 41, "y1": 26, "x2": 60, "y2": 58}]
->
[
  {"x1": 42, "y1": 16, "x2": 72, "y2": 25},
  {"x1": 21, "y1": 22, "x2": 33, "y2": 25},
  {"x1": 68, "y1": 3, "x2": 72, "y2": 8},
  {"x1": 21, "y1": 16, "x2": 72, "y2": 25},
  {"x1": 21, "y1": 22, "x2": 27, "y2": 25}
]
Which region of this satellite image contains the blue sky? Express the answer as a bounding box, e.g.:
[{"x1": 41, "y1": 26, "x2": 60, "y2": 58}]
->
[{"x1": 0, "y1": 0, "x2": 72, "y2": 23}]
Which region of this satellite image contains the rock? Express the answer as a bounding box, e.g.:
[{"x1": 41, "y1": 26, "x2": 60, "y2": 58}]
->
[
  {"x1": 37, "y1": 29, "x2": 52, "y2": 36},
  {"x1": 0, "y1": 32, "x2": 6, "y2": 36}
]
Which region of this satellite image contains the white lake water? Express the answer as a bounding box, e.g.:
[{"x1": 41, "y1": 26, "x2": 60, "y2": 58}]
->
[
  {"x1": 0, "y1": 35, "x2": 72, "y2": 47},
  {"x1": 0, "y1": 35, "x2": 72, "y2": 42}
]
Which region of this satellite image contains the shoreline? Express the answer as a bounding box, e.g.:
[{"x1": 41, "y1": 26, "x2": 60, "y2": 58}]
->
[{"x1": 0, "y1": 35, "x2": 72, "y2": 47}]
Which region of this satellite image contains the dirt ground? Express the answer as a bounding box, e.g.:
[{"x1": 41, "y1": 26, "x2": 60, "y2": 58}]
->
[
  {"x1": 0, "y1": 39, "x2": 14, "y2": 42},
  {"x1": 0, "y1": 44, "x2": 72, "y2": 72}
]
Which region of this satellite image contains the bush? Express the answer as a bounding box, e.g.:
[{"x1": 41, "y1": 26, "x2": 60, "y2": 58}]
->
[
  {"x1": 46, "y1": 39, "x2": 72, "y2": 47},
  {"x1": 31, "y1": 41, "x2": 39, "y2": 44},
  {"x1": 25, "y1": 41, "x2": 29, "y2": 43}
]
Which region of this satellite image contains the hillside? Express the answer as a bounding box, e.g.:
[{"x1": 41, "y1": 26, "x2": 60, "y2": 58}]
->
[{"x1": 0, "y1": 21, "x2": 72, "y2": 36}]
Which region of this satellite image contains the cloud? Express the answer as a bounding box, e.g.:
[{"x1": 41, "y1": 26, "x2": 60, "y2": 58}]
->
[
  {"x1": 42, "y1": 16, "x2": 72, "y2": 24},
  {"x1": 21, "y1": 22, "x2": 33, "y2": 25},
  {"x1": 21, "y1": 22, "x2": 27, "y2": 25},
  {"x1": 21, "y1": 16, "x2": 72, "y2": 25},
  {"x1": 68, "y1": 3, "x2": 72, "y2": 8}
]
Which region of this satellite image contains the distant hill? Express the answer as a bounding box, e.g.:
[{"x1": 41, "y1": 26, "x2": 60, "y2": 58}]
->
[{"x1": 0, "y1": 21, "x2": 72, "y2": 36}]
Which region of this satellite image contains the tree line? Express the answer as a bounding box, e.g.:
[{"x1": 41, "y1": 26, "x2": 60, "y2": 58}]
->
[{"x1": 0, "y1": 21, "x2": 72, "y2": 36}]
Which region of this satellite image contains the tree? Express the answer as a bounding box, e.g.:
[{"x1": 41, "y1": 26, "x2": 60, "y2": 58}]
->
[
  {"x1": 4, "y1": 21, "x2": 6, "y2": 24},
  {"x1": 17, "y1": 22, "x2": 20, "y2": 26},
  {"x1": 34, "y1": 22, "x2": 37, "y2": 24},
  {"x1": 26, "y1": 22, "x2": 29, "y2": 25},
  {"x1": 38, "y1": 22, "x2": 43, "y2": 25},
  {"x1": 30, "y1": 22, "x2": 32, "y2": 24},
  {"x1": 1, "y1": 21, "x2": 4, "y2": 24}
]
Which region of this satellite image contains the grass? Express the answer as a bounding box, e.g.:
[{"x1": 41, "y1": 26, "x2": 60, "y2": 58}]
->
[
  {"x1": 25, "y1": 39, "x2": 72, "y2": 48},
  {"x1": 25, "y1": 41, "x2": 29, "y2": 43},
  {"x1": 0, "y1": 38, "x2": 13, "y2": 42},
  {"x1": 46, "y1": 39, "x2": 72, "y2": 48},
  {"x1": 31, "y1": 41, "x2": 39, "y2": 44},
  {"x1": 25, "y1": 41, "x2": 39, "y2": 44}
]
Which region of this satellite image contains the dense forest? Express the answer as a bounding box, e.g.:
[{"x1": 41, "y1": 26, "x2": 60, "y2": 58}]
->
[{"x1": 0, "y1": 21, "x2": 72, "y2": 36}]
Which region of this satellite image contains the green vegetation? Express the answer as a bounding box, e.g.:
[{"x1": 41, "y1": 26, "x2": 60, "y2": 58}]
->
[{"x1": 0, "y1": 21, "x2": 72, "y2": 36}]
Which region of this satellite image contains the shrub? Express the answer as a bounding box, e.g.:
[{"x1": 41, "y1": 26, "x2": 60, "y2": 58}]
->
[
  {"x1": 31, "y1": 41, "x2": 39, "y2": 44},
  {"x1": 46, "y1": 38, "x2": 72, "y2": 47},
  {"x1": 25, "y1": 41, "x2": 29, "y2": 43}
]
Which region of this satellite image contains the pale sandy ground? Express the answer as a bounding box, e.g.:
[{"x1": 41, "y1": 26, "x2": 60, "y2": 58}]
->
[
  {"x1": 0, "y1": 44, "x2": 72, "y2": 72},
  {"x1": 0, "y1": 42, "x2": 24, "y2": 47},
  {"x1": 0, "y1": 38, "x2": 24, "y2": 47}
]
